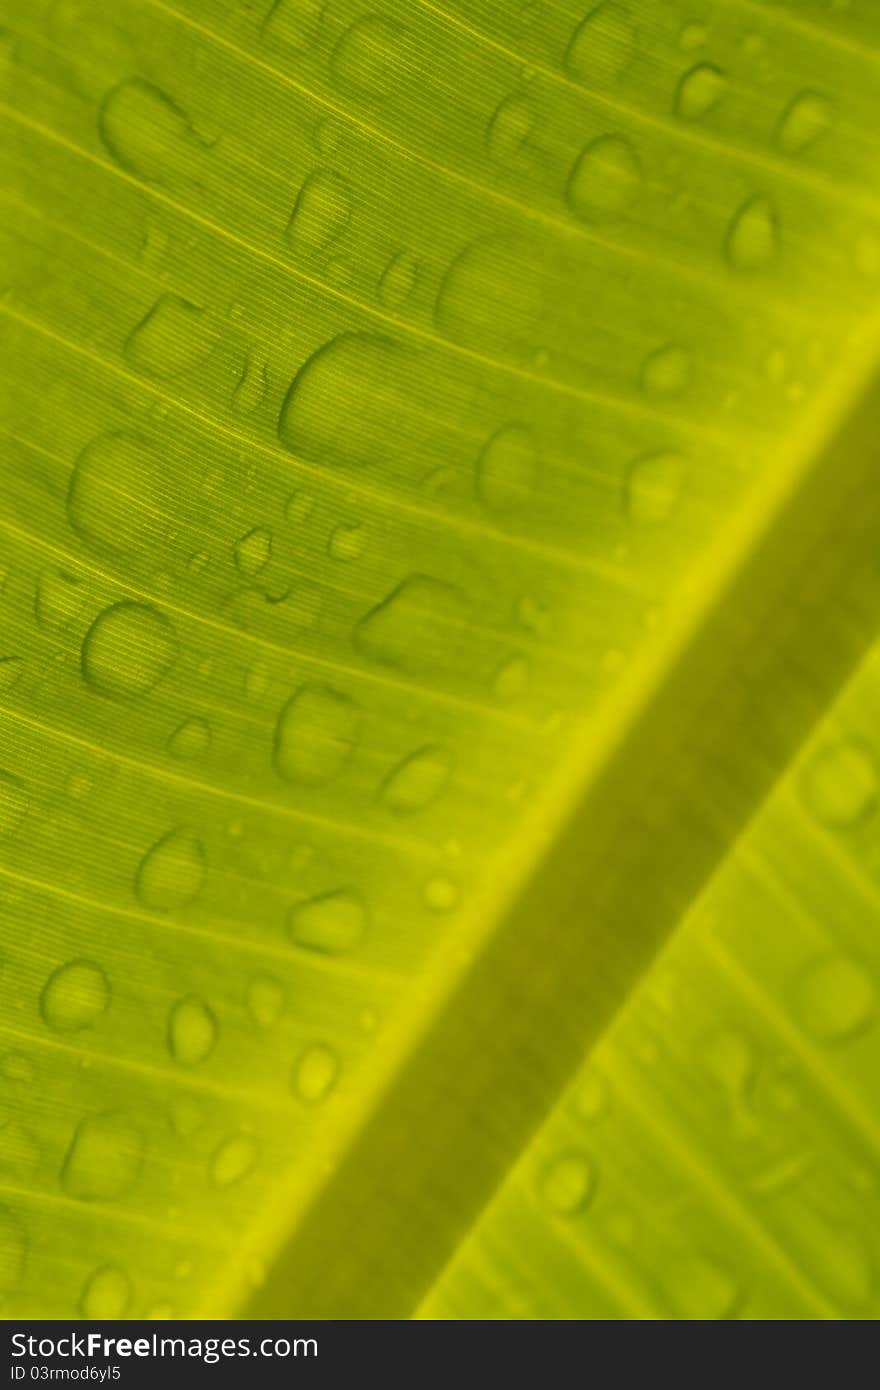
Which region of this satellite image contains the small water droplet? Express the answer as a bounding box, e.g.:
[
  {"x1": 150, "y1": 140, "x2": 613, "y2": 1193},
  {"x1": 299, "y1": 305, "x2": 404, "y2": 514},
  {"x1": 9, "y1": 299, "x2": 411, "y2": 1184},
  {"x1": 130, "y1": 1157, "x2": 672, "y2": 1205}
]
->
[
  {"x1": 40, "y1": 960, "x2": 110, "y2": 1033},
  {"x1": 61, "y1": 1111, "x2": 145, "y2": 1201},
  {"x1": 232, "y1": 355, "x2": 268, "y2": 416},
  {"x1": 725, "y1": 196, "x2": 779, "y2": 271},
  {"x1": 125, "y1": 294, "x2": 216, "y2": 378},
  {"x1": 328, "y1": 522, "x2": 367, "y2": 560},
  {"x1": 540, "y1": 1153, "x2": 594, "y2": 1214},
  {"x1": 286, "y1": 171, "x2": 352, "y2": 254},
  {"x1": 81, "y1": 602, "x2": 178, "y2": 698},
  {"x1": 477, "y1": 424, "x2": 538, "y2": 512},
  {"x1": 574, "y1": 1069, "x2": 610, "y2": 1122},
  {"x1": 135, "y1": 830, "x2": 206, "y2": 912},
  {"x1": 423, "y1": 876, "x2": 459, "y2": 912},
  {"x1": 167, "y1": 995, "x2": 217, "y2": 1066},
  {"x1": 801, "y1": 740, "x2": 877, "y2": 827},
  {"x1": 675, "y1": 63, "x2": 726, "y2": 120},
  {"x1": 288, "y1": 890, "x2": 367, "y2": 955},
  {"x1": 492, "y1": 655, "x2": 530, "y2": 701},
  {"x1": 641, "y1": 344, "x2": 691, "y2": 396},
  {"x1": 210, "y1": 1133, "x2": 258, "y2": 1186},
  {"x1": 285, "y1": 489, "x2": 316, "y2": 526},
  {"x1": 167, "y1": 717, "x2": 211, "y2": 761},
  {"x1": 247, "y1": 975, "x2": 285, "y2": 1028},
  {"x1": 234, "y1": 526, "x2": 272, "y2": 578},
  {"x1": 355, "y1": 575, "x2": 467, "y2": 674},
  {"x1": 567, "y1": 134, "x2": 642, "y2": 222},
  {"x1": 80, "y1": 1264, "x2": 132, "y2": 1319},
  {"x1": 379, "y1": 744, "x2": 453, "y2": 814},
  {"x1": 624, "y1": 452, "x2": 686, "y2": 524},
  {"x1": 274, "y1": 684, "x2": 362, "y2": 785},
  {"x1": 776, "y1": 90, "x2": 833, "y2": 155},
  {"x1": 292, "y1": 1044, "x2": 338, "y2": 1103},
  {"x1": 794, "y1": 955, "x2": 875, "y2": 1043},
  {"x1": 486, "y1": 93, "x2": 538, "y2": 164}
]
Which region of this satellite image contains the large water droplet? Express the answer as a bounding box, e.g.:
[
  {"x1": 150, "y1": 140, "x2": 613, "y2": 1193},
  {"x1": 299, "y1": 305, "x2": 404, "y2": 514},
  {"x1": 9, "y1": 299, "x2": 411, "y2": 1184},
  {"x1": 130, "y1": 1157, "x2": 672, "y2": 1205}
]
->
[
  {"x1": 476, "y1": 424, "x2": 537, "y2": 512},
  {"x1": 40, "y1": 960, "x2": 110, "y2": 1033},
  {"x1": 167, "y1": 995, "x2": 217, "y2": 1066},
  {"x1": 167, "y1": 717, "x2": 211, "y2": 761},
  {"x1": 67, "y1": 432, "x2": 165, "y2": 555},
  {"x1": 380, "y1": 744, "x2": 453, "y2": 814},
  {"x1": 540, "y1": 1153, "x2": 594, "y2": 1213},
  {"x1": 725, "y1": 197, "x2": 778, "y2": 271},
  {"x1": 286, "y1": 171, "x2": 352, "y2": 254},
  {"x1": 565, "y1": 3, "x2": 636, "y2": 83},
  {"x1": 567, "y1": 135, "x2": 642, "y2": 221},
  {"x1": 801, "y1": 740, "x2": 877, "y2": 827},
  {"x1": 81, "y1": 602, "x2": 177, "y2": 698},
  {"x1": 135, "y1": 830, "x2": 206, "y2": 912},
  {"x1": 355, "y1": 575, "x2": 467, "y2": 674},
  {"x1": 80, "y1": 1264, "x2": 132, "y2": 1319},
  {"x1": 210, "y1": 1133, "x2": 258, "y2": 1186},
  {"x1": 0, "y1": 772, "x2": 28, "y2": 839},
  {"x1": 776, "y1": 90, "x2": 833, "y2": 155},
  {"x1": 287, "y1": 890, "x2": 367, "y2": 955},
  {"x1": 98, "y1": 79, "x2": 208, "y2": 184},
  {"x1": 292, "y1": 1044, "x2": 338, "y2": 1103},
  {"x1": 624, "y1": 452, "x2": 686, "y2": 524},
  {"x1": 675, "y1": 63, "x2": 726, "y2": 120},
  {"x1": 274, "y1": 684, "x2": 362, "y2": 785},
  {"x1": 794, "y1": 955, "x2": 875, "y2": 1043},
  {"x1": 278, "y1": 333, "x2": 407, "y2": 470},
  {"x1": 124, "y1": 295, "x2": 216, "y2": 378},
  {"x1": 61, "y1": 1111, "x2": 144, "y2": 1201}
]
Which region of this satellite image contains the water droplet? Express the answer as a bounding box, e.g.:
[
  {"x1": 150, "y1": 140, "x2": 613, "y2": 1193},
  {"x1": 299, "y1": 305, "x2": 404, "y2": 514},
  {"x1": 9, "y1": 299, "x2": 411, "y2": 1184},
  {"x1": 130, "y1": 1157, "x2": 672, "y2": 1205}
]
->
[
  {"x1": 540, "y1": 1153, "x2": 594, "y2": 1214},
  {"x1": 287, "y1": 890, "x2": 367, "y2": 955},
  {"x1": 725, "y1": 196, "x2": 779, "y2": 271},
  {"x1": 292, "y1": 1044, "x2": 338, "y2": 1103},
  {"x1": 801, "y1": 740, "x2": 877, "y2": 827},
  {"x1": 278, "y1": 333, "x2": 407, "y2": 470},
  {"x1": 35, "y1": 568, "x2": 88, "y2": 632},
  {"x1": 232, "y1": 355, "x2": 268, "y2": 416},
  {"x1": 679, "y1": 22, "x2": 707, "y2": 51},
  {"x1": 332, "y1": 15, "x2": 405, "y2": 99},
  {"x1": 675, "y1": 63, "x2": 726, "y2": 120},
  {"x1": 435, "y1": 238, "x2": 545, "y2": 359},
  {"x1": 776, "y1": 91, "x2": 833, "y2": 155},
  {"x1": 379, "y1": 744, "x2": 453, "y2": 814},
  {"x1": 81, "y1": 602, "x2": 177, "y2": 698},
  {"x1": 247, "y1": 975, "x2": 285, "y2": 1028},
  {"x1": 167, "y1": 717, "x2": 211, "y2": 761},
  {"x1": 476, "y1": 424, "x2": 537, "y2": 512},
  {"x1": 40, "y1": 960, "x2": 110, "y2": 1033},
  {"x1": 328, "y1": 522, "x2": 366, "y2": 560},
  {"x1": 424, "y1": 876, "x2": 459, "y2": 912},
  {"x1": 664, "y1": 1255, "x2": 741, "y2": 1319},
  {"x1": 565, "y1": 3, "x2": 635, "y2": 83},
  {"x1": 285, "y1": 489, "x2": 315, "y2": 526},
  {"x1": 80, "y1": 1264, "x2": 132, "y2": 1319},
  {"x1": 486, "y1": 93, "x2": 538, "y2": 164},
  {"x1": 125, "y1": 295, "x2": 216, "y2": 378},
  {"x1": 492, "y1": 655, "x2": 530, "y2": 701},
  {"x1": 135, "y1": 830, "x2": 206, "y2": 912},
  {"x1": 640, "y1": 344, "x2": 691, "y2": 396},
  {"x1": 574, "y1": 1069, "x2": 609, "y2": 1122},
  {"x1": 167, "y1": 995, "x2": 217, "y2": 1066},
  {"x1": 0, "y1": 658, "x2": 22, "y2": 691},
  {"x1": 0, "y1": 772, "x2": 28, "y2": 839},
  {"x1": 274, "y1": 683, "x2": 362, "y2": 785},
  {"x1": 624, "y1": 452, "x2": 686, "y2": 524},
  {"x1": 567, "y1": 134, "x2": 642, "y2": 221},
  {"x1": 378, "y1": 251, "x2": 419, "y2": 309},
  {"x1": 516, "y1": 594, "x2": 551, "y2": 637},
  {"x1": 794, "y1": 955, "x2": 875, "y2": 1043},
  {"x1": 61, "y1": 1111, "x2": 145, "y2": 1200},
  {"x1": 355, "y1": 575, "x2": 467, "y2": 674},
  {"x1": 98, "y1": 79, "x2": 209, "y2": 184},
  {"x1": 0, "y1": 1207, "x2": 26, "y2": 1298},
  {"x1": 234, "y1": 526, "x2": 272, "y2": 577},
  {"x1": 210, "y1": 1133, "x2": 258, "y2": 1186},
  {"x1": 262, "y1": 0, "x2": 324, "y2": 50},
  {"x1": 286, "y1": 171, "x2": 352, "y2": 254}
]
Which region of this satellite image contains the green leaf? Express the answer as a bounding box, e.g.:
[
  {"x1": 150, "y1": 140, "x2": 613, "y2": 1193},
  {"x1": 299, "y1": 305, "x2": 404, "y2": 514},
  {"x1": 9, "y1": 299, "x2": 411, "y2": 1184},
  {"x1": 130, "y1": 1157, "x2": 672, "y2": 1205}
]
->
[{"x1": 0, "y1": 0, "x2": 878, "y2": 1320}]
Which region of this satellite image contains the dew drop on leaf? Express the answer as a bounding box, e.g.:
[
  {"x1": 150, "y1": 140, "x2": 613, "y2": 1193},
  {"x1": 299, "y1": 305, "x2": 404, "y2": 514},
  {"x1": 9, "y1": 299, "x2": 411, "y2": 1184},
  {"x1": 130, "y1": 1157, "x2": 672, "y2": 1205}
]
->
[
  {"x1": 135, "y1": 830, "x2": 206, "y2": 912},
  {"x1": 477, "y1": 424, "x2": 538, "y2": 512},
  {"x1": 540, "y1": 1153, "x2": 595, "y2": 1214},
  {"x1": 565, "y1": 3, "x2": 636, "y2": 84},
  {"x1": 167, "y1": 996, "x2": 217, "y2": 1066},
  {"x1": 776, "y1": 91, "x2": 833, "y2": 155},
  {"x1": 210, "y1": 1133, "x2": 258, "y2": 1187},
  {"x1": 640, "y1": 344, "x2": 691, "y2": 397},
  {"x1": 61, "y1": 1111, "x2": 145, "y2": 1201},
  {"x1": 81, "y1": 602, "x2": 178, "y2": 698},
  {"x1": 246, "y1": 975, "x2": 285, "y2": 1028},
  {"x1": 80, "y1": 1264, "x2": 132, "y2": 1319},
  {"x1": 675, "y1": 63, "x2": 726, "y2": 120},
  {"x1": 725, "y1": 196, "x2": 779, "y2": 271},
  {"x1": 292, "y1": 1044, "x2": 338, "y2": 1104},
  {"x1": 40, "y1": 960, "x2": 110, "y2": 1033},
  {"x1": 274, "y1": 684, "x2": 362, "y2": 785},
  {"x1": 234, "y1": 526, "x2": 272, "y2": 578},
  {"x1": 793, "y1": 955, "x2": 875, "y2": 1043},
  {"x1": 379, "y1": 744, "x2": 453, "y2": 814},
  {"x1": 566, "y1": 135, "x2": 642, "y2": 222},
  {"x1": 287, "y1": 890, "x2": 367, "y2": 955},
  {"x1": 167, "y1": 717, "x2": 211, "y2": 761},
  {"x1": 624, "y1": 452, "x2": 686, "y2": 525},
  {"x1": 800, "y1": 740, "x2": 877, "y2": 827},
  {"x1": 286, "y1": 171, "x2": 352, "y2": 254}
]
